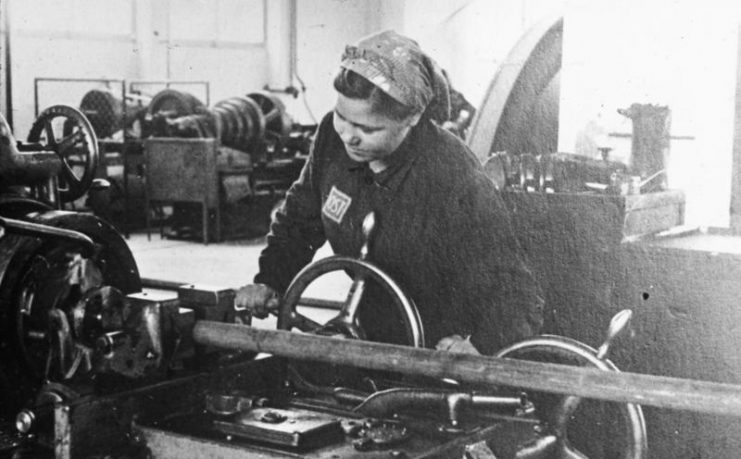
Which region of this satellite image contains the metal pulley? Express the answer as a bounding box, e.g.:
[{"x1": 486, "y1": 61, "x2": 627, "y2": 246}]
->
[
  {"x1": 79, "y1": 89, "x2": 150, "y2": 139},
  {"x1": 149, "y1": 92, "x2": 293, "y2": 154},
  {"x1": 468, "y1": 15, "x2": 563, "y2": 163},
  {"x1": 79, "y1": 89, "x2": 121, "y2": 138},
  {"x1": 212, "y1": 96, "x2": 265, "y2": 150},
  {"x1": 147, "y1": 89, "x2": 207, "y2": 121}
]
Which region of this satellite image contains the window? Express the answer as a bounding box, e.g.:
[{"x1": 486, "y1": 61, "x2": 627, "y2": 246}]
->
[
  {"x1": 11, "y1": 0, "x2": 134, "y2": 38},
  {"x1": 168, "y1": 0, "x2": 265, "y2": 46}
]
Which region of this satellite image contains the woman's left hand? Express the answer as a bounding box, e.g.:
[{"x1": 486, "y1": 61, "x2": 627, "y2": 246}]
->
[{"x1": 435, "y1": 334, "x2": 480, "y2": 355}]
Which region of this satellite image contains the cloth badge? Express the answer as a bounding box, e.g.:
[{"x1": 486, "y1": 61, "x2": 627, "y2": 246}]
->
[{"x1": 323, "y1": 186, "x2": 352, "y2": 224}]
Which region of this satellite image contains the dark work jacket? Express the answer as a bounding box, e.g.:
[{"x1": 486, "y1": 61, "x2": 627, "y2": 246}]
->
[{"x1": 255, "y1": 112, "x2": 544, "y2": 354}]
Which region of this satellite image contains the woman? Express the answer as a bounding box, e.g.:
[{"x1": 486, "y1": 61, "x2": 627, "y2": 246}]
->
[{"x1": 236, "y1": 30, "x2": 543, "y2": 355}]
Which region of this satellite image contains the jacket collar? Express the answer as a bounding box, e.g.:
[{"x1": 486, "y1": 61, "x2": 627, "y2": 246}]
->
[{"x1": 342, "y1": 120, "x2": 428, "y2": 193}]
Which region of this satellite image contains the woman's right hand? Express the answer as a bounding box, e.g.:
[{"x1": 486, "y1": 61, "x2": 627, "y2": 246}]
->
[{"x1": 235, "y1": 283, "x2": 280, "y2": 319}]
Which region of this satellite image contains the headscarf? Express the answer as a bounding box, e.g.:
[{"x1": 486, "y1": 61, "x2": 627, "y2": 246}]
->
[{"x1": 340, "y1": 30, "x2": 451, "y2": 123}]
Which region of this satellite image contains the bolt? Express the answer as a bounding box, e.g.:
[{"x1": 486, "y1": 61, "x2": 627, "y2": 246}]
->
[{"x1": 15, "y1": 410, "x2": 35, "y2": 434}]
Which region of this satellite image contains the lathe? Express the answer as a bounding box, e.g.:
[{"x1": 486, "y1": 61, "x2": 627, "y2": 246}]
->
[{"x1": 4, "y1": 106, "x2": 741, "y2": 459}]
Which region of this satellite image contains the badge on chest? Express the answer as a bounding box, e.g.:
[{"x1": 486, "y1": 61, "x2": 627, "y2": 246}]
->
[{"x1": 323, "y1": 186, "x2": 352, "y2": 223}]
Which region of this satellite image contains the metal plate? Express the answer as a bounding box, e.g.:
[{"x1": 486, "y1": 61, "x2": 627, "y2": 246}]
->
[{"x1": 214, "y1": 407, "x2": 343, "y2": 449}]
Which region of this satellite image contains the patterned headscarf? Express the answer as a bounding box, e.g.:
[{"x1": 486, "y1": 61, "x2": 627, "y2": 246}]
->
[{"x1": 340, "y1": 30, "x2": 451, "y2": 122}]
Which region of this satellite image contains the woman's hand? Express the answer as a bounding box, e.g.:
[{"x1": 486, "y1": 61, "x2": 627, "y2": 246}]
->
[
  {"x1": 235, "y1": 283, "x2": 280, "y2": 319},
  {"x1": 436, "y1": 334, "x2": 480, "y2": 355}
]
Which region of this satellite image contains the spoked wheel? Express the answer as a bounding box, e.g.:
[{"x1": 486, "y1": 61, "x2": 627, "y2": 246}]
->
[
  {"x1": 497, "y1": 311, "x2": 647, "y2": 459},
  {"x1": 27, "y1": 105, "x2": 99, "y2": 202},
  {"x1": 279, "y1": 256, "x2": 425, "y2": 347},
  {"x1": 277, "y1": 213, "x2": 424, "y2": 390}
]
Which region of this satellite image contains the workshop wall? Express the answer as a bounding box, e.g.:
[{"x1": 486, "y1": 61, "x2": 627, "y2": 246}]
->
[
  {"x1": 4, "y1": 0, "x2": 273, "y2": 135},
  {"x1": 558, "y1": 0, "x2": 741, "y2": 228},
  {"x1": 291, "y1": 0, "x2": 568, "y2": 125},
  {"x1": 291, "y1": 0, "x2": 403, "y2": 124},
  {"x1": 402, "y1": 0, "x2": 566, "y2": 113},
  {"x1": 5, "y1": 0, "x2": 139, "y2": 135},
  {"x1": 2, "y1": 0, "x2": 567, "y2": 135}
]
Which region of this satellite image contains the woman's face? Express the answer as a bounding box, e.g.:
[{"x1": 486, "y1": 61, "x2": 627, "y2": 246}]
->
[{"x1": 332, "y1": 94, "x2": 419, "y2": 164}]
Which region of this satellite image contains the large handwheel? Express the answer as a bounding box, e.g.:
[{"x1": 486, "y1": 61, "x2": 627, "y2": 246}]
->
[
  {"x1": 278, "y1": 256, "x2": 425, "y2": 348},
  {"x1": 496, "y1": 311, "x2": 647, "y2": 459},
  {"x1": 27, "y1": 105, "x2": 99, "y2": 202},
  {"x1": 278, "y1": 212, "x2": 424, "y2": 348}
]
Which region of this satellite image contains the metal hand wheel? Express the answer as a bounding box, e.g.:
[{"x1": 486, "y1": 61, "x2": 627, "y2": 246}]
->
[
  {"x1": 497, "y1": 310, "x2": 647, "y2": 459},
  {"x1": 27, "y1": 105, "x2": 99, "y2": 202},
  {"x1": 277, "y1": 212, "x2": 425, "y2": 349}
]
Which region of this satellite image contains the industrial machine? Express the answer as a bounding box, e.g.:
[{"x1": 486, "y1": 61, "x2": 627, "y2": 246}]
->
[
  {"x1": 35, "y1": 82, "x2": 312, "y2": 238},
  {"x1": 143, "y1": 88, "x2": 313, "y2": 241},
  {"x1": 0, "y1": 106, "x2": 657, "y2": 458}
]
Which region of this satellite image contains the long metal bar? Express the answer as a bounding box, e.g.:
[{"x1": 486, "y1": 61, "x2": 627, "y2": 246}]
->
[
  {"x1": 140, "y1": 277, "x2": 344, "y2": 310},
  {"x1": 34, "y1": 77, "x2": 126, "y2": 84},
  {"x1": 193, "y1": 322, "x2": 741, "y2": 418}
]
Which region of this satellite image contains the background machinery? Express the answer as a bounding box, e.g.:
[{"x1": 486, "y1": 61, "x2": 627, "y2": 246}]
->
[{"x1": 34, "y1": 79, "x2": 314, "y2": 240}]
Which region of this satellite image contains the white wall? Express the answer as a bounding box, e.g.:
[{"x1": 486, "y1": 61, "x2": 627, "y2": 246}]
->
[
  {"x1": 290, "y1": 0, "x2": 397, "y2": 124},
  {"x1": 289, "y1": 0, "x2": 562, "y2": 124},
  {"x1": 2, "y1": 0, "x2": 554, "y2": 133},
  {"x1": 557, "y1": 0, "x2": 741, "y2": 227},
  {"x1": 2, "y1": 0, "x2": 408, "y2": 132},
  {"x1": 3, "y1": 0, "x2": 277, "y2": 135}
]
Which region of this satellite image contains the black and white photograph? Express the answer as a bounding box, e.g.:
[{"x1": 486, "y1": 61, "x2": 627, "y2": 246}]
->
[{"x1": 1, "y1": 0, "x2": 741, "y2": 457}]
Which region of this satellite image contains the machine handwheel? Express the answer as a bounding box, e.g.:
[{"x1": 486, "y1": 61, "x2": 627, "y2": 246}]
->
[
  {"x1": 496, "y1": 334, "x2": 647, "y2": 459},
  {"x1": 278, "y1": 256, "x2": 425, "y2": 348},
  {"x1": 27, "y1": 105, "x2": 99, "y2": 202}
]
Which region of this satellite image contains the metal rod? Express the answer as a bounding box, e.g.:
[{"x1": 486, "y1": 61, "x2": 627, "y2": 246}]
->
[
  {"x1": 0, "y1": 216, "x2": 95, "y2": 256},
  {"x1": 296, "y1": 297, "x2": 343, "y2": 310},
  {"x1": 128, "y1": 79, "x2": 210, "y2": 86},
  {"x1": 140, "y1": 278, "x2": 342, "y2": 310},
  {"x1": 193, "y1": 322, "x2": 741, "y2": 418},
  {"x1": 141, "y1": 277, "x2": 186, "y2": 290},
  {"x1": 34, "y1": 77, "x2": 126, "y2": 84},
  {"x1": 4, "y1": 0, "x2": 13, "y2": 129}
]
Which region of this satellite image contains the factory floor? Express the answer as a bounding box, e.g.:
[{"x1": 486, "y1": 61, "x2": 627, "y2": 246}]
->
[{"x1": 126, "y1": 230, "x2": 346, "y2": 327}]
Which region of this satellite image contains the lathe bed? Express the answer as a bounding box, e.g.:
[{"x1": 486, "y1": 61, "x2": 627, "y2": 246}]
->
[{"x1": 29, "y1": 355, "x2": 536, "y2": 459}]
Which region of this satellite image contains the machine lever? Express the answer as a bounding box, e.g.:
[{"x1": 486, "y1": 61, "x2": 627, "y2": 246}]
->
[
  {"x1": 0, "y1": 216, "x2": 96, "y2": 256},
  {"x1": 597, "y1": 309, "x2": 633, "y2": 360}
]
